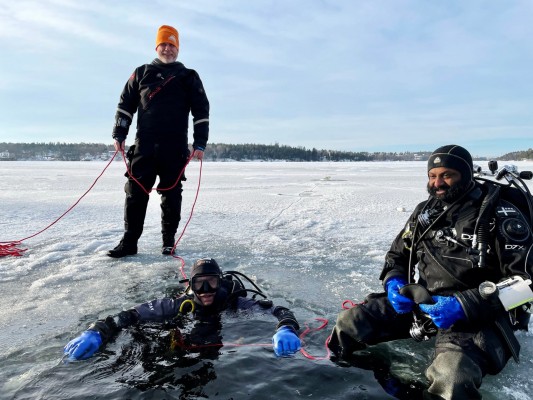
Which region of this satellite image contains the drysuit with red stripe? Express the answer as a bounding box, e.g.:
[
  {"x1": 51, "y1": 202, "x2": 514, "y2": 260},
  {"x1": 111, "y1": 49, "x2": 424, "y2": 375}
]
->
[{"x1": 111, "y1": 58, "x2": 209, "y2": 246}]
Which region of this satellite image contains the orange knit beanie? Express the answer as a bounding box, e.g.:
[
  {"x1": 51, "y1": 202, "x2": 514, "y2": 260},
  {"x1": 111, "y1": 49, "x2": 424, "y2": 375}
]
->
[{"x1": 155, "y1": 25, "x2": 179, "y2": 49}]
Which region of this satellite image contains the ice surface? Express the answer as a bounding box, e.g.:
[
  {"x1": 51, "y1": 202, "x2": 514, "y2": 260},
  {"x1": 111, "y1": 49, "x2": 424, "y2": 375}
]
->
[{"x1": 1, "y1": 160, "x2": 533, "y2": 399}]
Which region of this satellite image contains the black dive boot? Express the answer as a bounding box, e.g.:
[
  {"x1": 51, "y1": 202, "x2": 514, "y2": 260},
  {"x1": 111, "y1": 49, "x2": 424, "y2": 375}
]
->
[
  {"x1": 107, "y1": 238, "x2": 138, "y2": 258},
  {"x1": 161, "y1": 235, "x2": 175, "y2": 255}
]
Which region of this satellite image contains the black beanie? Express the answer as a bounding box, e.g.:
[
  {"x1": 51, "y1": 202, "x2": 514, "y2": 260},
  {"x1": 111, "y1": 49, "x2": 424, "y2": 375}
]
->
[
  {"x1": 427, "y1": 144, "x2": 473, "y2": 182},
  {"x1": 191, "y1": 258, "x2": 221, "y2": 277}
]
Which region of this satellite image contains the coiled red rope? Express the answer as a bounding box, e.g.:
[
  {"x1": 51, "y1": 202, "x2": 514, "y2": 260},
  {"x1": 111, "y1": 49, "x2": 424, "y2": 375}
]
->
[{"x1": 299, "y1": 318, "x2": 331, "y2": 360}]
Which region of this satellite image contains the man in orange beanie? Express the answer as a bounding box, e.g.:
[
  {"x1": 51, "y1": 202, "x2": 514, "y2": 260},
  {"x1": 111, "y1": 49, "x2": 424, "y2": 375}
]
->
[{"x1": 108, "y1": 24, "x2": 210, "y2": 258}]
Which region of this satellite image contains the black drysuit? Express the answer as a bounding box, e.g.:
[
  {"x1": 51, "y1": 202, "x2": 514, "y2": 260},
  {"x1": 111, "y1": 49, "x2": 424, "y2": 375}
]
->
[
  {"x1": 328, "y1": 181, "x2": 533, "y2": 399},
  {"x1": 112, "y1": 58, "x2": 209, "y2": 245}
]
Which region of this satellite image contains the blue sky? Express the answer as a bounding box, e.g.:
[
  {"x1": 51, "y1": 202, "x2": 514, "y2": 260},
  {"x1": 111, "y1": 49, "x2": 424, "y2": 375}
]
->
[{"x1": 1, "y1": 0, "x2": 532, "y2": 157}]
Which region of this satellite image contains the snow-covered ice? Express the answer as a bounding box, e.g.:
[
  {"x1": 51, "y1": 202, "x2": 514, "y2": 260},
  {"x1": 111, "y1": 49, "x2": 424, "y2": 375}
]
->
[{"x1": 1, "y1": 160, "x2": 533, "y2": 399}]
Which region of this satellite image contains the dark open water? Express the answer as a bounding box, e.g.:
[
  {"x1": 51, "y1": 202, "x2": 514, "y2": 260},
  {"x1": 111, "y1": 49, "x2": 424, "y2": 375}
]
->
[{"x1": 4, "y1": 292, "x2": 426, "y2": 400}]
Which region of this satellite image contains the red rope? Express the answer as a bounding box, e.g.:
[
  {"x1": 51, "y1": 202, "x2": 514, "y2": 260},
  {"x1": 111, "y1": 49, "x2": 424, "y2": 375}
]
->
[
  {"x1": 173, "y1": 341, "x2": 273, "y2": 351},
  {"x1": 0, "y1": 150, "x2": 120, "y2": 257},
  {"x1": 120, "y1": 148, "x2": 202, "y2": 273},
  {"x1": 121, "y1": 149, "x2": 193, "y2": 195},
  {"x1": 298, "y1": 318, "x2": 331, "y2": 360},
  {"x1": 0, "y1": 241, "x2": 26, "y2": 257},
  {"x1": 342, "y1": 299, "x2": 362, "y2": 309},
  {"x1": 171, "y1": 156, "x2": 203, "y2": 279},
  {"x1": 171, "y1": 318, "x2": 331, "y2": 360},
  {"x1": 0, "y1": 148, "x2": 202, "y2": 259}
]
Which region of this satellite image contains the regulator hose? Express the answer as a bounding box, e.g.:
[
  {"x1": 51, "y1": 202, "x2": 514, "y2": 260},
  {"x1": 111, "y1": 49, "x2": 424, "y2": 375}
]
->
[{"x1": 474, "y1": 183, "x2": 500, "y2": 268}]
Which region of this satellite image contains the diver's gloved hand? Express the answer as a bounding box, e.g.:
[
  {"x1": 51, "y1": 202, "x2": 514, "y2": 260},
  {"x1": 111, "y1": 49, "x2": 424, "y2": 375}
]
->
[
  {"x1": 419, "y1": 295, "x2": 466, "y2": 329},
  {"x1": 272, "y1": 326, "x2": 301, "y2": 357},
  {"x1": 63, "y1": 330, "x2": 102, "y2": 360},
  {"x1": 385, "y1": 277, "x2": 415, "y2": 314}
]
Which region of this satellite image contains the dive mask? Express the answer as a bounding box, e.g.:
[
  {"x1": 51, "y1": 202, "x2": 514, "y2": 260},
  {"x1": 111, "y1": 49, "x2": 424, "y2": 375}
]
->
[{"x1": 191, "y1": 274, "x2": 221, "y2": 294}]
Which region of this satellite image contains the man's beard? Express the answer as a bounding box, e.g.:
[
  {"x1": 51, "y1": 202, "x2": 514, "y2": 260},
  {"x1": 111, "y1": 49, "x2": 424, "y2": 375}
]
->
[{"x1": 427, "y1": 180, "x2": 469, "y2": 203}]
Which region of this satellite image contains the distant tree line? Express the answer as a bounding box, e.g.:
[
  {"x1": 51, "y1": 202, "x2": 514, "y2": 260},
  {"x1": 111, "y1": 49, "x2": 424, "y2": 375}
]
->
[
  {"x1": 0, "y1": 142, "x2": 432, "y2": 161},
  {"x1": 0, "y1": 142, "x2": 531, "y2": 162},
  {"x1": 0, "y1": 142, "x2": 114, "y2": 161},
  {"x1": 498, "y1": 148, "x2": 533, "y2": 161},
  {"x1": 206, "y1": 143, "x2": 434, "y2": 161}
]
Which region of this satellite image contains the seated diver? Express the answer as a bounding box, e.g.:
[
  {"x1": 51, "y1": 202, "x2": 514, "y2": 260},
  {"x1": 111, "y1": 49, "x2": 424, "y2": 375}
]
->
[{"x1": 64, "y1": 258, "x2": 301, "y2": 360}]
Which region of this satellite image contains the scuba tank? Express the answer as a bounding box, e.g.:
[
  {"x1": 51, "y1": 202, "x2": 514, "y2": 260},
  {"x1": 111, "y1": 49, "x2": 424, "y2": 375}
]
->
[{"x1": 474, "y1": 161, "x2": 533, "y2": 330}]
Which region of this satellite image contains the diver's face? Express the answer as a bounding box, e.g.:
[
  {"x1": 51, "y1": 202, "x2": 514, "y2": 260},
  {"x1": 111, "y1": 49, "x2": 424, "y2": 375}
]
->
[
  {"x1": 427, "y1": 167, "x2": 464, "y2": 202},
  {"x1": 191, "y1": 275, "x2": 220, "y2": 307}
]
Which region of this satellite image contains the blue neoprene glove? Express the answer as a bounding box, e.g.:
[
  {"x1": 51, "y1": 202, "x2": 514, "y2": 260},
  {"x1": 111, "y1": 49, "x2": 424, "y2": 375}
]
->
[
  {"x1": 63, "y1": 330, "x2": 102, "y2": 360},
  {"x1": 419, "y1": 295, "x2": 466, "y2": 329},
  {"x1": 385, "y1": 277, "x2": 415, "y2": 314},
  {"x1": 272, "y1": 326, "x2": 301, "y2": 357}
]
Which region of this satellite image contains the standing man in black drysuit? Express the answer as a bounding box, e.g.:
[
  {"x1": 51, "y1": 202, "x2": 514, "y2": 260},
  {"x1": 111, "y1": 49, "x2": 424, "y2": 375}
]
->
[
  {"x1": 64, "y1": 258, "x2": 301, "y2": 360},
  {"x1": 108, "y1": 24, "x2": 209, "y2": 258},
  {"x1": 328, "y1": 145, "x2": 533, "y2": 399}
]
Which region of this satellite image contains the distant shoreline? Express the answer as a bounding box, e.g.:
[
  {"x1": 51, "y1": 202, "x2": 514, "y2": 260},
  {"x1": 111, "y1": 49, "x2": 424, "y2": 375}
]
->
[{"x1": 1, "y1": 142, "x2": 532, "y2": 162}]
